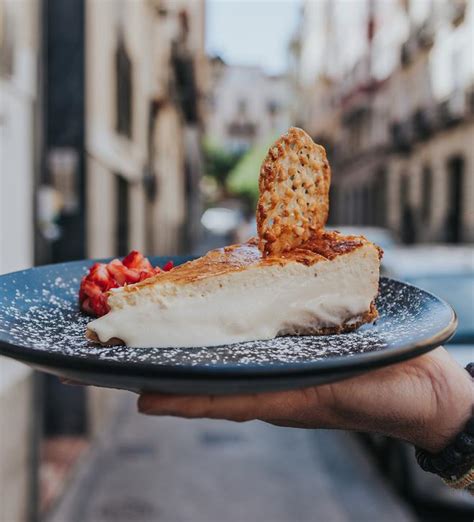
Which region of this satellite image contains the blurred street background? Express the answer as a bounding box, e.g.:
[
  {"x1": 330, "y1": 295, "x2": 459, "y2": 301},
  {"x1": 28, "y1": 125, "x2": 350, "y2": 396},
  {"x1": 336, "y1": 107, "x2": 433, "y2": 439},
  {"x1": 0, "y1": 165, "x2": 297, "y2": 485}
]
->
[{"x1": 1, "y1": 0, "x2": 473, "y2": 521}]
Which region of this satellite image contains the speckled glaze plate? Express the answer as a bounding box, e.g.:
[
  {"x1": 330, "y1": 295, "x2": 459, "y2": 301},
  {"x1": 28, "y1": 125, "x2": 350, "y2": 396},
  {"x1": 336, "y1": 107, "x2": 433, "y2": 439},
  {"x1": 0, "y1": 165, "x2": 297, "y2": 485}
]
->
[{"x1": 0, "y1": 257, "x2": 456, "y2": 394}]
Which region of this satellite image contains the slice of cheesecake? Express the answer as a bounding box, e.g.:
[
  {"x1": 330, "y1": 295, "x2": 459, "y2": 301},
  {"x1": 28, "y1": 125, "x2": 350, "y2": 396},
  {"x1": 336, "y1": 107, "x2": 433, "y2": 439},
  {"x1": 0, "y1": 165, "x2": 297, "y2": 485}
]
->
[
  {"x1": 86, "y1": 231, "x2": 381, "y2": 348},
  {"x1": 86, "y1": 128, "x2": 382, "y2": 348}
]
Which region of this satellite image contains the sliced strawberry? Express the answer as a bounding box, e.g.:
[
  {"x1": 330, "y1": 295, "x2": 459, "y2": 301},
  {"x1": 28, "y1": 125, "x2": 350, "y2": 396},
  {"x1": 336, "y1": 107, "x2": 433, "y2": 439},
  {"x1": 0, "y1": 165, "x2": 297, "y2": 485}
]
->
[
  {"x1": 106, "y1": 259, "x2": 141, "y2": 285},
  {"x1": 79, "y1": 276, "x2": 88, "y2": 303},
  {"x1": 80, "y1": 250, "x2": 174, "y2": 318},
  {"x1": 88, "y1": 263, "x2": 112, "y2": 290},
  {"x1": 80, "y1": 279, "x2": 103, "y2": 299},
  {"x1": 79, "y1": 279, "x2": 111, "y2": 316},
  {"x1": 122, "y1": 250, "x2": 153, "y2": 271},
  {"x1": 81, "y1": 297, "x2": 95, "y2": 316},
  {"x1": 162, "y1": 260, "x2": 174, "y2": 271},
  {"x1": 124, "y1": 269, "x2": 142, "y2": 284},
  {"x1": 138, "y1": 270, "x2": 154, "y2": 282},
  {"x1": 92, "y1": 293, "x2": 110, "y2": 317}
]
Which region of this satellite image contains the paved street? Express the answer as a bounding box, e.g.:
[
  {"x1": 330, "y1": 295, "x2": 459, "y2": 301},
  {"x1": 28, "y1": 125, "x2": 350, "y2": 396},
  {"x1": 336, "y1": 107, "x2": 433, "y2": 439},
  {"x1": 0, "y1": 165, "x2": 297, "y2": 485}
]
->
[{"x1": 48, "y1": 393, "x2": 416, "y2": 522}]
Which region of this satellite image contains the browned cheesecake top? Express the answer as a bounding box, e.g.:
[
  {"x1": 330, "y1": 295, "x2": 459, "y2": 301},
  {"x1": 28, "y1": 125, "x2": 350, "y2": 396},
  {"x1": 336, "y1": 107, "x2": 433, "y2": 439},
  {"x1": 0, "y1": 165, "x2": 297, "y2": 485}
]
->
[{"x1": 119, "y1": 231, "x2": 380, "y2": 294}]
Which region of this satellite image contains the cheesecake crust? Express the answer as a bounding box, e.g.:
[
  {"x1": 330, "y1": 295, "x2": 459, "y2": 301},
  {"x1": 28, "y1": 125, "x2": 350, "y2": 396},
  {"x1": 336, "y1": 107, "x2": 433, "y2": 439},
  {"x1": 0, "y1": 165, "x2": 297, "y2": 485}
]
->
[
  {"x1": 281, "y1": 301, "x2": 379, "y2": 337},
  {"x1": 85, "y1": 329, "x2": 123, "y2": 346}
]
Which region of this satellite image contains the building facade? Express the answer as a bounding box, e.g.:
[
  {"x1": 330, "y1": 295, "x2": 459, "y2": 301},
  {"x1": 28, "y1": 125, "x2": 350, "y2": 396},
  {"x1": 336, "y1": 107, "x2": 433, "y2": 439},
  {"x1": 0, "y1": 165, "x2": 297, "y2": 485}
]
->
[
  {"x1": 0, "y1": 1, "x2": 206, "y2": 519},
  {"x1": 206, "y1": 59, "x2": 291, "y2": 153},
  {"x1": 86, "y1": 0, "x2": 206, "y2": 258},
  {"x1": 0, "y1": 0, "x2": 38, "y2": 274},
  {"x1": 0, "y1": 1, "x2": 40, "y2": 520},
  {"x1": 292, "y1": 0, "x2": 474, "y2": 244}
]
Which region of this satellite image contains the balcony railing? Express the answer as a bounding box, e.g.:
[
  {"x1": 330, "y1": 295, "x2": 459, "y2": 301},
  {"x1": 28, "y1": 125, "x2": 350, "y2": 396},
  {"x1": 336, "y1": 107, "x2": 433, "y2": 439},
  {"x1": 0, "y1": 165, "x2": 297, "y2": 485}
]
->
[{"x1": 412, "y1": 107, "x2": 437, "y2": 141}]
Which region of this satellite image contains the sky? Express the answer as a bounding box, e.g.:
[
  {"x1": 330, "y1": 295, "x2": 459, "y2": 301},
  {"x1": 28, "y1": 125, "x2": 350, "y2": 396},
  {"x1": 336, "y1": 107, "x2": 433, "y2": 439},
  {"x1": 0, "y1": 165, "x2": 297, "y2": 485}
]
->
[{"x1": 205, "y1": 0, "x2": 301, "y2": 75}]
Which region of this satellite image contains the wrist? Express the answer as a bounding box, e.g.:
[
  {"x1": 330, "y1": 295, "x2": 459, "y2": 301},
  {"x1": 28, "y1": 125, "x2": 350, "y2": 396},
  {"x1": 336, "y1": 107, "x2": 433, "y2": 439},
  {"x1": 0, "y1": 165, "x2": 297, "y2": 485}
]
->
[
  {"x1": 410, "y1": 358, "x2": 473, "y2": 453},
  {"x1": 415, "y1": 363, "x2": 474, "y2": 487}
]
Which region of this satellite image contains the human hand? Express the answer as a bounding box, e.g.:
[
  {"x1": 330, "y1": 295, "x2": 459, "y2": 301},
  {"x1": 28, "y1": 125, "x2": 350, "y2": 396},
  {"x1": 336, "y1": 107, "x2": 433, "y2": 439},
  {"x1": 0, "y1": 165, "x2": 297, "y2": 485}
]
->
[{"x1": 138, "y1": 347, "x2": 473, "y2": 453}]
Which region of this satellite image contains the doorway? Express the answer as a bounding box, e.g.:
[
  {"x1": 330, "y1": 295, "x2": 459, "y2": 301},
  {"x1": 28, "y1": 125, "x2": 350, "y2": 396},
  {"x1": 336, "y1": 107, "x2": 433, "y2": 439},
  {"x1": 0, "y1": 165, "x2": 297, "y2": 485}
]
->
[
  {"x1": 116, "y1": 175, "x2": 130, "y2": 256},
  {"x1": 446, "y1": 156, "x2": 464, "y2": 243},
  {"x1": 400, "y1": 174, "x2": 416, "y2": 244}
]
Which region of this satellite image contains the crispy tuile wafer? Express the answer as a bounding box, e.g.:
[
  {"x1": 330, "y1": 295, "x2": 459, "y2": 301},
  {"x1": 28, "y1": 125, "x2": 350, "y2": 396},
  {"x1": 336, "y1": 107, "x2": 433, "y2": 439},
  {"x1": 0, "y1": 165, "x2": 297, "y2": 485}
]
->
[{"x1": 257, "y1": 127, "x2": 331, "y2": 256}]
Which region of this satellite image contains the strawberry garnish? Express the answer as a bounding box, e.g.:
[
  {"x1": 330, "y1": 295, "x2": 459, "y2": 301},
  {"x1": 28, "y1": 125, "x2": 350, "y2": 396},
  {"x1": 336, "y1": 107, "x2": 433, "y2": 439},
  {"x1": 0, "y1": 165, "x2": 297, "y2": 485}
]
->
[
  {"x1": 88, "y1": 263, "x2": 117, "y2": 291},
  {"x1": 162, "y1": 260, "x2": 174, "y2": 272},
  {"x1": 79, "y1": 279, "x2": 111, "y2": 316},
  {"x1": 79, "y1": 251, "x2": 174, "y2": 317},
  {"x1": 80, "y1": 297, "x2": 95, "y2": 316},
  {"x1": 139, "y1": 269, "x2": 157, "y2": 282},
  {"x1": 106, "y1": 259, "x2": 141, "y2": 285},
  {"x1": 122, "y1": 250, "x2": 153, "y2": 272}
]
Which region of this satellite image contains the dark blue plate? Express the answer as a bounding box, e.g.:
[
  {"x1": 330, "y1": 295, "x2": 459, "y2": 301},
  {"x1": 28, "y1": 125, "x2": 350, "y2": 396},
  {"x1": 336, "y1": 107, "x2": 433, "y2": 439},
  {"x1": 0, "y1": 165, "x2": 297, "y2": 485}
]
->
[{"x1": 0, "y1": 257, "x2": 456, "y2": 394}]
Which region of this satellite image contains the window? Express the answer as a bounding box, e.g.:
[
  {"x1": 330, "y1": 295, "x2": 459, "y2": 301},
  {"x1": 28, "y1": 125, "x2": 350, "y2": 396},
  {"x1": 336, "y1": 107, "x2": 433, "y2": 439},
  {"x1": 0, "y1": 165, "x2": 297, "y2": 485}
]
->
[
  {"x1": 115, "y1": 35, "x2": 133, "y2": 138},
  {"x1": 374, "y1": 168, "x2": 387, "y2": 227},
  {"x1": 362, "y1": 184, "x2": 371, "y2": 225},
  {"x1": 421, "y1": 165, "x2": 432, "y2": 222},
  {"x1": 267, "y1": 100, "x2": 279, "y2": 115},
  {"x1": 171, "y1": 45, "x2": 198, "y2": 123},
  {"x1": 399, "y1": 174, "x2": 409, "y2": 209},
  {"x1": 446, "y1": 156, "x2": 464, "y2": 243},
  {"x1": 400, "y1": 174, "x2": 416, "y2": 244},
  {"x1": 116, "y1": 175, "x2": 129, "y2": 256}
]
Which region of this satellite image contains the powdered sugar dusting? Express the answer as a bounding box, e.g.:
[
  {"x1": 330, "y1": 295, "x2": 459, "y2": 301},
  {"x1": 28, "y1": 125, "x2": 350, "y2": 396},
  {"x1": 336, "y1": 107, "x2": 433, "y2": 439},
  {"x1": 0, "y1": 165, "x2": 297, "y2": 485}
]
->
[{"x1": 0, "y1": 260, "x2": 453, "y2": 369}]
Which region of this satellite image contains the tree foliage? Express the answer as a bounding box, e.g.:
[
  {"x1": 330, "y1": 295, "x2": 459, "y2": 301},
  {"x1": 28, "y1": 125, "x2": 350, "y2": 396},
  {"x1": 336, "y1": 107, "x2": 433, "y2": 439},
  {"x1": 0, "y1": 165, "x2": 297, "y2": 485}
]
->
[{"x1": 203, "y1": 141, "x2": 243, "y2": 188}]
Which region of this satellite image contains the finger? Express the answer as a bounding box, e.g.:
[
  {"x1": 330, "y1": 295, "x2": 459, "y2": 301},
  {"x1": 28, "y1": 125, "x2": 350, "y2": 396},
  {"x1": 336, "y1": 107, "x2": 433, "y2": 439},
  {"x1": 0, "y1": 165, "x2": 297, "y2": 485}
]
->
[
  {"x1": 138, "y1": 393, "x2": 262, "y2": 421},
  {"x1": 137, "y1": 389, "x2": 304, "y2": 422}
]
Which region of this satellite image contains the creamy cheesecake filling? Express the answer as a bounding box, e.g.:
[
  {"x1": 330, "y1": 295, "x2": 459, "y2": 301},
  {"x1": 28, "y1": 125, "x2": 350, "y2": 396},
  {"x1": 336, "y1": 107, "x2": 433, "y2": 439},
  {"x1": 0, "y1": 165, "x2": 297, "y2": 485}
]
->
[{"x1": 87, "y1": 245, "x2": 379, "y2": 348}]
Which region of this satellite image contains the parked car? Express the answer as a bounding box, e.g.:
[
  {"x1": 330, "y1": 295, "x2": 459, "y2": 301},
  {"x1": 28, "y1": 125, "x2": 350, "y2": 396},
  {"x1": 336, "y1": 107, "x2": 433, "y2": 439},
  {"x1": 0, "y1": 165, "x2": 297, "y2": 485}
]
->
[
  {"x1": 198, "y1": 206, "x2": 245, "y2": 254},
  {"x1": 201, "y1": 207, "x2": 243, "y2": 237},
  {"x1": 364, "y1": 245, "x2": 474, "y2": 511}
]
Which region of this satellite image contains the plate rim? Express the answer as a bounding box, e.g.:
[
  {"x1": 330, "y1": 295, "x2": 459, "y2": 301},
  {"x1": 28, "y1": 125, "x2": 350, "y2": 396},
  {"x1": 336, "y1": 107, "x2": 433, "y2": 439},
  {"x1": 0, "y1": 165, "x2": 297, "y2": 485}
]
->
[{"x1": 0, "y1": 258, "x2": 458, "y2": 380}]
